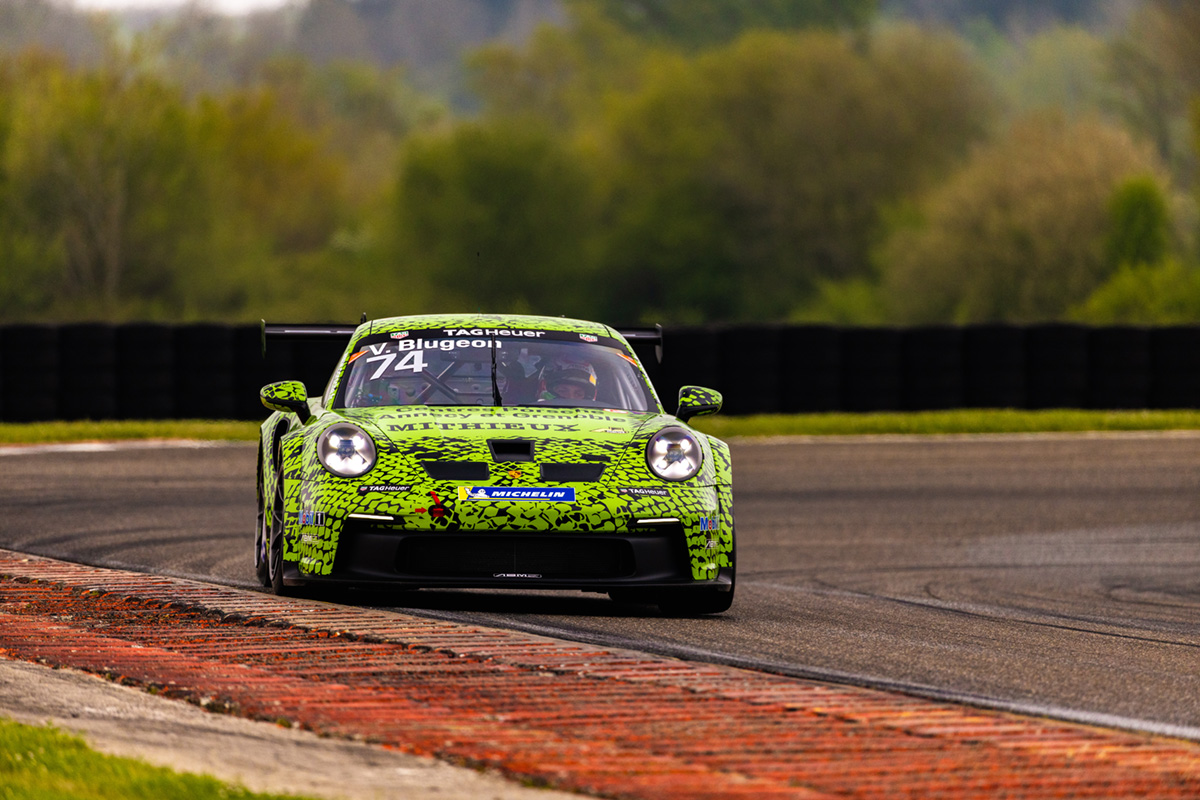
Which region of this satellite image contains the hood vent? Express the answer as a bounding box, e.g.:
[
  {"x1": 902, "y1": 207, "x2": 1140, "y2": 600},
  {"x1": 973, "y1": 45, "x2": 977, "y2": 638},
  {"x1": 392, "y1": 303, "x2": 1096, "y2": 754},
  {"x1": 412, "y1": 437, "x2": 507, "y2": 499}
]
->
[
  {"x1": 540, "y1": 463, "x2": 606, "y2": 482},
  {"x1": 421, "y1": 461, "x2": 489, "y2": 480},
  {"x1": 488, "y1": 439, "x2": 535, "y2": 462}
]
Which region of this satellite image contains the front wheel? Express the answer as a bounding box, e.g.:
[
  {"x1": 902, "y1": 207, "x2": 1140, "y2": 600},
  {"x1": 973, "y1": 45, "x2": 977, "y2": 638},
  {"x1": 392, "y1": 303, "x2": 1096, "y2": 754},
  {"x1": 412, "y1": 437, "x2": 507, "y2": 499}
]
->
[{"x1": 265, "y1": 472, "x2": 300, "y2": 597}]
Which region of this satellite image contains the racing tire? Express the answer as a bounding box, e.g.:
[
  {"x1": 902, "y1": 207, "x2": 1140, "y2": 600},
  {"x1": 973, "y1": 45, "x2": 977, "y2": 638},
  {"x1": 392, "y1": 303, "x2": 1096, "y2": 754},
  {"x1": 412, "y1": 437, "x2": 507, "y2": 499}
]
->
[
  {"x1": 658, "y1": 522, "x2": 735, "y2": 616},
  {"x1": 266, "y1": 471, "x2": 300, "y2": 597},
  {"x1": 254, "y1": 498, "x2": 270, "y2": 587}
]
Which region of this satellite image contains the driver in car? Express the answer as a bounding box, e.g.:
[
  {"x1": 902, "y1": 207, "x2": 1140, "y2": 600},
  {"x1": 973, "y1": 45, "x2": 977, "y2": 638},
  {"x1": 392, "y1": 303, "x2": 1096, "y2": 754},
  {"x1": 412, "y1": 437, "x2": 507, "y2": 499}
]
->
[{"x1": 538, "y1": 357, "x2": 598, "y2": 403}]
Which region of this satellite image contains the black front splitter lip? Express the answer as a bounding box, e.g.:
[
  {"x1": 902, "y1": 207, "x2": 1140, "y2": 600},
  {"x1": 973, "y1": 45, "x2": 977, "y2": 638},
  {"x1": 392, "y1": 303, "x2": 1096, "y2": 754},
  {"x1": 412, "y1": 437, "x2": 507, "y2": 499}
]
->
[{"x1": 282, "y1": 564, "x2": 732, "y2": 593}]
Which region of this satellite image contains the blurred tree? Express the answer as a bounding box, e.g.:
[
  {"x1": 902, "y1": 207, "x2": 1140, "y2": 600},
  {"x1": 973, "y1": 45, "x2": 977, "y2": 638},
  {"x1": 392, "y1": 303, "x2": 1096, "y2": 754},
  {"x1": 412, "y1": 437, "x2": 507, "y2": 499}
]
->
[
  {"x1": 593, "y1": 27, "x2": 996, "y2": 321},
  {"x1": 393, "y1": 120, "x2": 600, "y2": 314},
  {"x1": 879, "y1": 112, "x2": 1167, "y2": 323},
  {"x1": 571, "y1": 0, "x2": 876, "y2": 48},
  {"x1": 1, "y1": 54, "x2": 210, "y2": 319},
  {"x1": 470, "y1": 5, "x2": 648, "y2": 127},
  {"x1": 1071, "y1": 259, "x2": 1200, "y2": 323},
  {"x1": 1104, "y1": 174, "x2": 1170, "y2": 270},
  {"x1": 1108, "y1": 1, "x2": 1200, "y2": 183}
]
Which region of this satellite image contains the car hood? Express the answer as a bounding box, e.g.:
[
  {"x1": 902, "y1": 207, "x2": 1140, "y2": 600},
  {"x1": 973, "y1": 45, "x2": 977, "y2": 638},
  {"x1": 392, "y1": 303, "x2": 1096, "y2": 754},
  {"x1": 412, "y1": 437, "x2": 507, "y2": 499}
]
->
[{"x1": 339, "y1": 405, "x2": 663, "y2": 445}]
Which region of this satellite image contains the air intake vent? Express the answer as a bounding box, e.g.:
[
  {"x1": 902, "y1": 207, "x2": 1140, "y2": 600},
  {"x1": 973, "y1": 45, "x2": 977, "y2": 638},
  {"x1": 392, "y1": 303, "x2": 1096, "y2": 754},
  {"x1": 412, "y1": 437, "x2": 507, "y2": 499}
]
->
[
  {"x1": 488, "y1": 439, "x2": 535, "y2": 462},
  {"x1": 540, "y1": 463, "x2": 606, "y2": 482},
  {"x1": 397, "y1": 535, "x2": 634, "y2": 578},
  {"x1": 421, "y1": 461, "x2": 489, "y2": 480}
]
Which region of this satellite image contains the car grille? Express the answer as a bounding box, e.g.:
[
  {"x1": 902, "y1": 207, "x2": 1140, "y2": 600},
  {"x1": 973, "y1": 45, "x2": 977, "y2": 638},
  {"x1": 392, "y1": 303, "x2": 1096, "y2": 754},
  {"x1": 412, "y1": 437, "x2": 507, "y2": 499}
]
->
[{"x1": 396, "y1": 535, "x2": 635, "y2": 579}]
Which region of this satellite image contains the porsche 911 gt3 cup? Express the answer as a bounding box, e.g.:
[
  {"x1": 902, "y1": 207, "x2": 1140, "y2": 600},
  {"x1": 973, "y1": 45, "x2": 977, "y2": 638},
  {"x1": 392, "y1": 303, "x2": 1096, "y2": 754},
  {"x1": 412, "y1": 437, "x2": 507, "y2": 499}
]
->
[{"x1": 256, "y1": 313, "x2": 734, "y2": 614}]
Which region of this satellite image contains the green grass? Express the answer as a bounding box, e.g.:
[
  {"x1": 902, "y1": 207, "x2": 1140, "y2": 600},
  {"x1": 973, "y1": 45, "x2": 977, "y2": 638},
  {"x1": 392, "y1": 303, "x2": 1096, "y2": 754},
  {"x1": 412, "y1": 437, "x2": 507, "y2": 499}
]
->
[
  {"x1": 1, "y1": 410, "x2": 1199, "y2": 446},
  {"x1": 0, "y1": 717, "x2": 316, "y2": 800},
  {"x1": 689, "y1": 409, "x2": 1200, "y2": 438},
  {"x1": 0, "y1": 420, "x2": 260, "y2": 444}
]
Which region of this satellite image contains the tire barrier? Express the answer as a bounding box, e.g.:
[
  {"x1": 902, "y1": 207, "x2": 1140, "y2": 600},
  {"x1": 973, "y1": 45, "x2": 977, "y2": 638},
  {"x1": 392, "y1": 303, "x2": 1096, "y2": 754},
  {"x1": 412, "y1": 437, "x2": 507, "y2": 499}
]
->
[
  {"x1": 840, "y1": 328, "x2": 903, "y2": 412},
  {"x1": 59, "y1": 324, "x2": 117, "y2": 421},
  {"x1": 963, "y1": 325, "x2": 1026, "y2": 409},
  {"x1": 779, "y1": 326, "x2": 841, "y2": 413},
  {"x1": 1025, "y1": 324, "x2": 1090, "y2": 410},
  {"x1": 1, "y1": 323, "x2": 1200, "y2": 421},
  {"x1": 901, "y1": 326, "x2": 964, "y2": 411},
  {"x1": 1149, "y1": 327, "x2": 1200, "y2": 409},
  {"x1": 2, "y1": 325, "x2": 59, "y2": 422}
]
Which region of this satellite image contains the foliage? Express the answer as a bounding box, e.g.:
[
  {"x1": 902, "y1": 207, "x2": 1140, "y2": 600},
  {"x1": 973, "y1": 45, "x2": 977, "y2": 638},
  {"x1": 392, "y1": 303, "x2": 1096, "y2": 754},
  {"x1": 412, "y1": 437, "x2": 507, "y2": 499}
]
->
[
  {"x1": 590, "y1": 26, "x2": 997, "y2": 322},
  {"x1": 1104, "y1": 174, "x2": 1170, "y2": 269},
  {"x1": 878, "y1": 112, "x2": 1166, "y2": 323},
  {"x1": 569, "y1": 0, "x2": 877, "y2": 49},
  {"x1": 393, "y1": 120, "x2": 600, "y2": 314},
  {"x1": 1070, "y1": 259, "x2": 1200, "y2": 324}
]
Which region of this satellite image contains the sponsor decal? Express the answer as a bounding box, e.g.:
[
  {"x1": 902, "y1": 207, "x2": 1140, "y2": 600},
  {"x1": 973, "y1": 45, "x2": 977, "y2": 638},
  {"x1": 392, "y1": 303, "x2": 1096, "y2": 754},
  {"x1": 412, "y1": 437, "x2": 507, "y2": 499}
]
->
[
  {"x1": 390, "y1": 331, "x2": 410, "y2": 339},
  {"x1": 594, "y1": 427, "x2": 626, "y2": 434},
  {"x1": 357, "y1": 484, "x2": 412, "y2": 494},
  {"x1": 494, "y1": 573, "x2": 542, "y2": 578},
  {"x1": 507, "y1": 470, "x2": 523, "y2": 480},
  {"x1": 699, "y1": 516, "x2": 719, "y2": 532},
  {"x1": 619, "y1": 487, "x2": 671, "y2": 498},
  {"x1": 388, "y1": 422, "x2": 579, "y2": 433},
  {"x1": 442, "y1": 328, "x2": 546, "y2": 338},
  {"x1": 579, "y1": 333, "x2": 599, "y2": 343},
  {"x1": 705, "y1": 539, "x2": 717, "y2": 550},
  {"x1": 299, "y1": 510, "x2": 327, "y2": 527},
  {"x1": 457, "y1": 486, "x2": 576, "y2": 502}
]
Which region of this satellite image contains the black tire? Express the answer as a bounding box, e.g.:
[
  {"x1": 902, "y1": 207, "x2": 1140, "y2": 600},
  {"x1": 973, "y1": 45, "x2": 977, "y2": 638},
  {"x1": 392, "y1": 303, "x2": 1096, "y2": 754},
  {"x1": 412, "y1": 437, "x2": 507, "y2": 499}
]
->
[
  {"x1": 658, "y1": 523, "x2": 736, "y2": 616},
  {"x1": 266, "y1": 469, "x2": 299, "y2": 597},
  {"x1": 254, "y1": 454, "x2": 270, "y2": 587}
]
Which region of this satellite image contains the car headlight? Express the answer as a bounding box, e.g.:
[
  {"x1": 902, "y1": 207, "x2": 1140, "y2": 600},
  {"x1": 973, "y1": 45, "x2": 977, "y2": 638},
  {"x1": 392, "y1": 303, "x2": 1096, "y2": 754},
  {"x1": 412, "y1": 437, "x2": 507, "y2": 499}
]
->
[
  {"x1": 646, "y1": 427, "x2": 702, "y2": 481},
  {"x1": 317, "y1": 424, "x2": 377, "y2": 478}
]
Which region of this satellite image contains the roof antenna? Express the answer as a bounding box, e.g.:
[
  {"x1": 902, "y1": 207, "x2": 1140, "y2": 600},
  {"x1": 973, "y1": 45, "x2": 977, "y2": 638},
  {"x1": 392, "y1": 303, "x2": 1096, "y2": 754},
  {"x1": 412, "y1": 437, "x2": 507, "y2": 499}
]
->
[{"x1": 360, "y1": 312, "x2": 367, "y2": 324}]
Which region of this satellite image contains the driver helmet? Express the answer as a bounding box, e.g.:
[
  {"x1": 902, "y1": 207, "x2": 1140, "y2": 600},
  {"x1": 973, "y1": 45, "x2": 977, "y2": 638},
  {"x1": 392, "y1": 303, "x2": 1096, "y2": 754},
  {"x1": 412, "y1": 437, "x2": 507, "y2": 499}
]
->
[{"x1": 539, "y1": 356, "x2": 598, "y2": 402}]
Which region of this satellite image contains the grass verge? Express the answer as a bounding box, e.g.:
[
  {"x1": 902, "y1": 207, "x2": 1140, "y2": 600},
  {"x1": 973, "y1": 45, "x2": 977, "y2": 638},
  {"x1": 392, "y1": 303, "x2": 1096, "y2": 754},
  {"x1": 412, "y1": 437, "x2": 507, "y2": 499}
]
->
[
  {"x1": 690, "y1": 409, "x2": 1200, "y2": 438},
  {"x1": 0, "y1": 717, "x2": 314, "y2": 800},
  {"x1": 1, "y1": 411, "x2": 1199, "y2": 445}
]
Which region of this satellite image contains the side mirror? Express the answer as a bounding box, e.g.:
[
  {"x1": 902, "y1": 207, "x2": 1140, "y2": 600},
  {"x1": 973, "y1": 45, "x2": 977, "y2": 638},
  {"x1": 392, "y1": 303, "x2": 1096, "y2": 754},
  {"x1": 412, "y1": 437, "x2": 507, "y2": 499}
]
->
[
  {"x1": 260, "y1": 380, "x2": 310, "y2": 421},
  {"x1": 676, "y1": 385, "x2": 722, "y2": 422}
]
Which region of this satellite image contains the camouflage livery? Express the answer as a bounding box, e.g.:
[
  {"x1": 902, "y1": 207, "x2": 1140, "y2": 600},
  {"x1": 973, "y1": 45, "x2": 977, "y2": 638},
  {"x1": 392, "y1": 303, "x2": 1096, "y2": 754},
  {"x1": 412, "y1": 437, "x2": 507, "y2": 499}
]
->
[{"x1": 257, "y1": 313, "x2": 734, "y2": 614}]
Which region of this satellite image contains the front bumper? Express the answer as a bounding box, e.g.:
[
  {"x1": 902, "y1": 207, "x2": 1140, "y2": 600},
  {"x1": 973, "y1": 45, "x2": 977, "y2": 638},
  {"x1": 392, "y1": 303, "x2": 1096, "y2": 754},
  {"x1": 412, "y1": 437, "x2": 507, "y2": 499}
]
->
[{"x1": 287, "y1": 516, "x2": 730, "y2": 591}]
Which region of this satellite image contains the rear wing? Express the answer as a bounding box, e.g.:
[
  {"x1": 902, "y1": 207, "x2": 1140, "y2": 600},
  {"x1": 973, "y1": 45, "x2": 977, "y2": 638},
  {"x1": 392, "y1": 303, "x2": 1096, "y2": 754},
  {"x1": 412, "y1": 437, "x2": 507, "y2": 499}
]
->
[
  {"x1": 260, "y1": 321, "x2": 359, "y2": 358},
  {"x1": 615, "y1": 324, "x2": 663, "y2": 364},
  {"x1": 261, "y1": 319, "x2": 663, "y2": 363}
]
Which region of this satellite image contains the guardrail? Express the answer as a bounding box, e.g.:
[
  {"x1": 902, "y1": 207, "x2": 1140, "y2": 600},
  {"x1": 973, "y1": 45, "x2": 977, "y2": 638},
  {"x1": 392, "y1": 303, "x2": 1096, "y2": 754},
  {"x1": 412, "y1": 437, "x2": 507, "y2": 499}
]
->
[{"x1": 1, "y1": 323, "x2": 1198, "y2": 421}]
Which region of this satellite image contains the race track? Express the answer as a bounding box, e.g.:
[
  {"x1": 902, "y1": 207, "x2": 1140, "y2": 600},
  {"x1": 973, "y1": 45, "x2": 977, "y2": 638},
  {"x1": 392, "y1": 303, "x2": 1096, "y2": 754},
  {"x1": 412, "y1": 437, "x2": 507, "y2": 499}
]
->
[{"x1": 3, "y1": 433, "x2": 1199, "y2": 734}]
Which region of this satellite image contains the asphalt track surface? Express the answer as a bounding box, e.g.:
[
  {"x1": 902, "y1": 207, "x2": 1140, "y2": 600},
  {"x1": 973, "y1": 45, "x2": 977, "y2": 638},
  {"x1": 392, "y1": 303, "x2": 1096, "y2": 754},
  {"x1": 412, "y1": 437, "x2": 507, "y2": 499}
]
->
[{"x1": 2, "y1": 433, "x2": 1199, "y2": 737}]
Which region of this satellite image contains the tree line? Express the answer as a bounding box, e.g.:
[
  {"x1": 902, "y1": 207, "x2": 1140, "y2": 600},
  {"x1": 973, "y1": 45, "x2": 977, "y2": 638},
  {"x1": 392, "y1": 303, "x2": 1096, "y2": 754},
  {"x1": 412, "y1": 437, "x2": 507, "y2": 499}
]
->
[{"x1": 1, "y1": 0, "x2": 1198, "y2": 325}]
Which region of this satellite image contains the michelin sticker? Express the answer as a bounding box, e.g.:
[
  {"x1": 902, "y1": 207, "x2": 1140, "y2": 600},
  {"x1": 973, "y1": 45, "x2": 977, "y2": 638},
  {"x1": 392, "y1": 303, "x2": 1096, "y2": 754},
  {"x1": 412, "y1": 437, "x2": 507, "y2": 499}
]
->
[{"x1": 458, "y1": 486, "x2": 576, "y2": 502}]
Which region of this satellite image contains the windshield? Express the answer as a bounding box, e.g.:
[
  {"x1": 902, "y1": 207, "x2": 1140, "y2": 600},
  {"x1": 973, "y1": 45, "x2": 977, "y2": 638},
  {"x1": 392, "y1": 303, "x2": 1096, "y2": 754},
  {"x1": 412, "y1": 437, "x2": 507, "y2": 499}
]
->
[{"x1": 335, "y1": 333, "x2": 657, "y2": 412}]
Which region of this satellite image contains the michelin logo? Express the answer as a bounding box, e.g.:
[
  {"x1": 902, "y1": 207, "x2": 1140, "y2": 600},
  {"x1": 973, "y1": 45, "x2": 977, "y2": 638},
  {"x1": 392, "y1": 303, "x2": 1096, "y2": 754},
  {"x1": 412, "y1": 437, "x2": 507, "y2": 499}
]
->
[{"x1": 457, "y1": 486, "x2": 576, "y2": 502}]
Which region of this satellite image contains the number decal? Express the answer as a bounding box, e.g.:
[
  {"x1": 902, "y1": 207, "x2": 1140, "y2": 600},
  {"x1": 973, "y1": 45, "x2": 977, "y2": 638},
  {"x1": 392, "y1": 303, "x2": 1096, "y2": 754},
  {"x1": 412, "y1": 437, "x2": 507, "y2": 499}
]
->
[
  {"x1": 394, "y1": 349, "x2": 427, "y2": 374},
  {"x1": 366, "y1": 354, "x2": 396, "y2": 379}
]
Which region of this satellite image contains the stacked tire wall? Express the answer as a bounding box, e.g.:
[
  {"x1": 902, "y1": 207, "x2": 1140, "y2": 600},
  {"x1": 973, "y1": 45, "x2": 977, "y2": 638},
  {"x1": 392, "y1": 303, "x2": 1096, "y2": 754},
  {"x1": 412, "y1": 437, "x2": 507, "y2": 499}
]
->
[{"x1": 1, "y1": 323, "x2": 1199, "y2": 421}]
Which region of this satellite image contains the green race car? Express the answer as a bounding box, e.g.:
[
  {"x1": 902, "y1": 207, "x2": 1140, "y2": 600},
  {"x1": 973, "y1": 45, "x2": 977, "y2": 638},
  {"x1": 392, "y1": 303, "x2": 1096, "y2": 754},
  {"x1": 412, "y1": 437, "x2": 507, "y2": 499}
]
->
[{"x1": 256, "y1": 313, "x2": 734, "y2": 614}]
